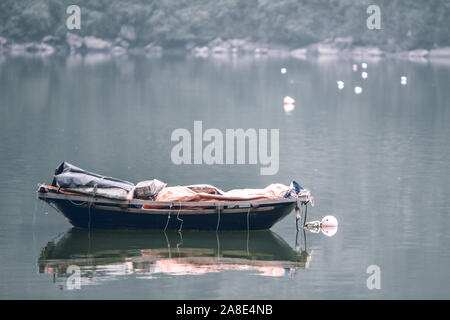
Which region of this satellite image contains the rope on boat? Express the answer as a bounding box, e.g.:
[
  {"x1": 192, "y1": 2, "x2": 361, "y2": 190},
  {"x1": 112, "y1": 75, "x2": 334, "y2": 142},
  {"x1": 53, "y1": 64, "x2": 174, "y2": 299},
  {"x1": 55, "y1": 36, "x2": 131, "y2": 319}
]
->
[
  {"x1": 68, "y1": 199, "x2": 88, "y2": 206},
  {"x1": 164, "y1": 202, "x2": 173, "y2": 232},
  {"x1": 294, "y1": 188, "x2": 313, "y2": 230},
  {"x1": 303, "y1": 203, "x2": 308, "y2": 227},
  {"x1": 87, "y1": 185, "x2": 97, "y2": 229},
  {"x1": 216, "y1": 204, "x2": 221, "y2": 231},
  {"x1": 246, "y1": 206, "x2": 251, "y2": 232},
  {"x1": 295, "y1": 204, "x2": 302, "y2": 231},
  {"x1": 246, "y1": 206, "x2": 251, "y2": 255},
  {"x1": 88, "y1": 203, "x2": 91, "y2": 229},
  {"x1": 303, "y1": 190, "x2": 314, "y2": 207},
  {"x1": 309, "y1": 195, "x2": 315, "y2": 207},
  {"x1": 176, "y1": 202, "x2": 184, "y2": 232}
]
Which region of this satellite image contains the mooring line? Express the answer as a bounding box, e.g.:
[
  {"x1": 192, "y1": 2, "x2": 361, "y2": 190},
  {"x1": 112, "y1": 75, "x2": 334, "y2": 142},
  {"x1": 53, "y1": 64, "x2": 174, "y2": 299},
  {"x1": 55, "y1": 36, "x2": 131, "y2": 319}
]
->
[
  {"x1": 68, "y1": 199, "x2": 88, "y2": 206},
  {"x1": 176, "y1": 202, "x2": 183, "y2": 232},
  {"x1": 303, "y1": 203, "x2": 308, "y2": 227},
  {"x1": 87, "y1": 186, "x2": 98, "y2": 230},
  {"x1": 216, "y1": 230, "x2": 220, "y2": 258},
  {"x1": 246, "y1": 207, "x2": 251, "y2": 256},
  {"x1": 216, "y1": 204, "x2": 221, "y2": 231},
  {"x1": 164, "y1": 203, "x2": 173, "y2": 232}
]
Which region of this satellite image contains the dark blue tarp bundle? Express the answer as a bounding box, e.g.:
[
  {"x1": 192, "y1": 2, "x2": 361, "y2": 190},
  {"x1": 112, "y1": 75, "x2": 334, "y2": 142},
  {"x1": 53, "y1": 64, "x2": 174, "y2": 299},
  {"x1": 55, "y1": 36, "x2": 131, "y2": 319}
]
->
[
  {"x1": 284, "y1": 180, "x2": 304, "y2": 198},
  {"x1": 51, "y1": 162, "x2": 135, "y2": 191}
]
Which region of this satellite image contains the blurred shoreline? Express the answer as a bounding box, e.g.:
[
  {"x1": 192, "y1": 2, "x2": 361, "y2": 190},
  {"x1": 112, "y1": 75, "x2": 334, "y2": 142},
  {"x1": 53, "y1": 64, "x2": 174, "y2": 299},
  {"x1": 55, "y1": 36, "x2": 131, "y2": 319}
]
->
[{"x1": 1, "y1": 34, "x2": 450, "y2": 67}]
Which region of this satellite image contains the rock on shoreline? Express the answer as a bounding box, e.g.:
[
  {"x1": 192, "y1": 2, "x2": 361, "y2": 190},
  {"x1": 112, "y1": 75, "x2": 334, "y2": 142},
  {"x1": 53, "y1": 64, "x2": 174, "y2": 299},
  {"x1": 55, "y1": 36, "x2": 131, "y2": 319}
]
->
[{"x1": 1, "y1": 33, "x2": 450, "y2": 61}]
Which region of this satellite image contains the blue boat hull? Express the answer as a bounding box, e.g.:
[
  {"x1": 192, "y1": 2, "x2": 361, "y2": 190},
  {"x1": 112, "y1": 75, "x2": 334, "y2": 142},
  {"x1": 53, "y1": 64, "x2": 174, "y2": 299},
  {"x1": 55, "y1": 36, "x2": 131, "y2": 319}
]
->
[{"x1": 49, "y1": 198, "x2": 296, "y2": 231}]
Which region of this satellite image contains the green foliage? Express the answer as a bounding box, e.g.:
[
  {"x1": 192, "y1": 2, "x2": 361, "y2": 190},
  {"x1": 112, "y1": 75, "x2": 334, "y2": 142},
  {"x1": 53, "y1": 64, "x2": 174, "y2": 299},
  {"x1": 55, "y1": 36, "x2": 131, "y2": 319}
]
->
[{"x1": 0, "y1": 0, "x2": 449, "y2": 50}]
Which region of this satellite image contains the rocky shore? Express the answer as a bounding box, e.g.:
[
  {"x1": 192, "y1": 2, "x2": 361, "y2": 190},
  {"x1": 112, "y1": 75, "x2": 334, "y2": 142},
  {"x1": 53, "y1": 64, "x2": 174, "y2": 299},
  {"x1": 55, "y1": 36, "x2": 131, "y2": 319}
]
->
[{"x1": 1, "y1": 29, "x2": 450, "y2": 62}]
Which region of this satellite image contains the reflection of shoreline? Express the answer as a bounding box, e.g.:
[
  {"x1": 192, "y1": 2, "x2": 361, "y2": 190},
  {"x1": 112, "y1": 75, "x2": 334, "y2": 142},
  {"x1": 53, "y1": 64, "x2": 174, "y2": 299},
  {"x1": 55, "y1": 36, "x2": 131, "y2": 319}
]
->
[
  {"x1": 39, "y1": 228, "x2": 311, "y2": 287},
  {"x1": 2, "y1": 49, "x2": 450, "y2": 68}
]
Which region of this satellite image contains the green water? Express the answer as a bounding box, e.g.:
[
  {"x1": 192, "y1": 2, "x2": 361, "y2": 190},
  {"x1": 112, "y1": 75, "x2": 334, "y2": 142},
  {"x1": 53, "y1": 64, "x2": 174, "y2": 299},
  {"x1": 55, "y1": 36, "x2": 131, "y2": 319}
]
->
[{"x1": 0, "y1": 54, "x2": 449, "y2": 299}]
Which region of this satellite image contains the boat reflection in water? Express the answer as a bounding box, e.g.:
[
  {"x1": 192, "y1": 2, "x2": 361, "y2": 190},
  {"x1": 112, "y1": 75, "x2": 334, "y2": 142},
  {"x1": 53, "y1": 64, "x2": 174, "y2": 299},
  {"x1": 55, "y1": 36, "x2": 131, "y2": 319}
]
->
[{"x1": 38, "y1": 229, "x2": 312, "y2": 288}]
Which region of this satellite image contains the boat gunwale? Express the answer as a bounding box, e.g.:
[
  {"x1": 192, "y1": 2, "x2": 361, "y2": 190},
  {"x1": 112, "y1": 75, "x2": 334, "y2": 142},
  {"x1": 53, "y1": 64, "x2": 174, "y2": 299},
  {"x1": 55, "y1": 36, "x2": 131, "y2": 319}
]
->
[
  {"x1": 93, "y1": 204, "x2": 277, "y2": 215},
  {"x1": 37, "y1": 185, "x2": 307, "y2": 208}
]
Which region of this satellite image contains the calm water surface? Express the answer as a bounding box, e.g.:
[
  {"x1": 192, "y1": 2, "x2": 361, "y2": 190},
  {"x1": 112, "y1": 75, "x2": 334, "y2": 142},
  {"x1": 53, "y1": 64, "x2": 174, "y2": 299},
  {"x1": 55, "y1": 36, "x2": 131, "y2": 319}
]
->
[{"x1": 0, "y1": 54, "x2": 449, "y2": 299}]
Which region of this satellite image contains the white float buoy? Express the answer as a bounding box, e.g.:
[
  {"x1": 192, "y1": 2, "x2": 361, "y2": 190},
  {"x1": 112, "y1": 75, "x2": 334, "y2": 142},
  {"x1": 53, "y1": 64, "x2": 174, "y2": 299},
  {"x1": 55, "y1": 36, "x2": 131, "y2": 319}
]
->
[
  {"x1": 337, "y1": 81, "x2": 344, "y2": 90},
  {"x1": 401, "y1": 76, "x2": 407, "y2": 85},
  {"x1": 281, "y1": 67, "x2": 287, "y2": 74},
  {"x1": 321, "y1": 215, "x2": 338, "y2": 237},
  {"x1": 321, "y1": 215, "x2": 338, "y2": 228},
  {"x1": 362, "y1": 72, "x2": 368, "y2": 79},
  {"x1": 354, "y1": 86, "x2": 362, "y2": 94},
  {"x1": 352, "y1": 64, "x2": 358, "y2": 72},
  {"x1": 283, "y1": 96, "x2": 295, "y2": 104},
  {"x1": 361, "y1": 62, "x2": 368, "y2": 69}
]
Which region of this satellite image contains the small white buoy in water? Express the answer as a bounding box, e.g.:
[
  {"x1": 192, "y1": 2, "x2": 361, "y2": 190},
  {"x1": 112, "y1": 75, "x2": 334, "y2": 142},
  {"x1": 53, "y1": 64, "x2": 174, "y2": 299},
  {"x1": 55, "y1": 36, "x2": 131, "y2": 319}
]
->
[
  {"x1": 321, "y1": 215, "x2": 338, "y2": 237},
  {"x1": 321, "y1": 215, "x2": 338, "y2": 228},
  {"x1": 337, "y1": 81, "x2": 344, "y2": 90},
  {"x1": 283, "y1": 96, "x2": 295, "y2": 104},
  {"x1": 352, "y1": 64, "x2": 358, "y2": 72},
  {"x1": 354, "y1": 86, "x2": 362, "y2": 94},
  {"x1": 361, "y1": 62, "x2": 368, "y2": 69},
  {"x1": 281, "y1": 67, "x2": 287, "y2": 74},
  {"x1": 362, "y1": 71, "x2": 368, "y2": 79},
  {"x1": 401, "y1": 76, "x2": 407, "y2": 85}
]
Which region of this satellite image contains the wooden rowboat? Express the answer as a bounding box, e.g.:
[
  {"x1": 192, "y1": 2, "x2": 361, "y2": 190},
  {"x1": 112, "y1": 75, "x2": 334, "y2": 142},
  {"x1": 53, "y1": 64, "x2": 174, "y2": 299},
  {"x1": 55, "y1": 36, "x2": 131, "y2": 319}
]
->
[{"x1": 37, "y1": 184, "x2": 311, "y2": 231}]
